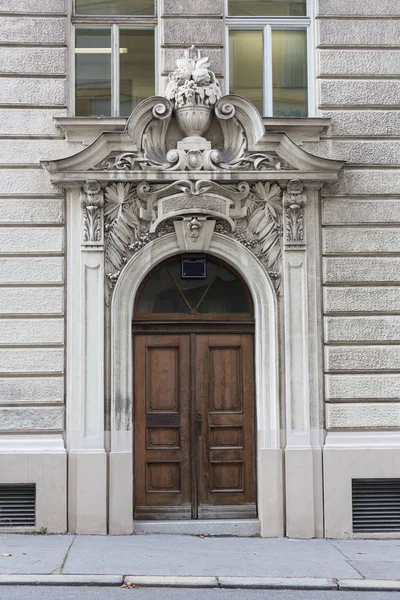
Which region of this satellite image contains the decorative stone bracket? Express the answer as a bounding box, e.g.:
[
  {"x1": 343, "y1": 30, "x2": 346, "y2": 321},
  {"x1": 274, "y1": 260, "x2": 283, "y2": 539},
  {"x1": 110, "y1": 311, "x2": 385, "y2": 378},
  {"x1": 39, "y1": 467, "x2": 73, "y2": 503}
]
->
[{"x1": 81, "y1": 180, "x2": 104, "y2": 248}]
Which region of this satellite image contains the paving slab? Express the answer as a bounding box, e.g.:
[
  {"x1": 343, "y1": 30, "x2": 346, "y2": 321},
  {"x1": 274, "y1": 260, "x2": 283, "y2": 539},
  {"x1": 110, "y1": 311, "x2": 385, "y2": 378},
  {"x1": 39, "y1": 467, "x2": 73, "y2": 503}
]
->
[
  {"x1": 0, "y1": 535, "x2": 74, "y2": 574},
  {"x1": 63, "y1": 536, "x2": 359, "y2": 578}
]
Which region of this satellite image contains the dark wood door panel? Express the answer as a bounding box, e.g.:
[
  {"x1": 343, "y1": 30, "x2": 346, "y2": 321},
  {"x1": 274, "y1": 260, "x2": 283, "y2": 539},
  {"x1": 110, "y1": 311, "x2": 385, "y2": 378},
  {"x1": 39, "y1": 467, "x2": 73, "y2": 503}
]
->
[
  {"x1": 195, "y1": 334, "x2": 256, "y2": 519},
  {"x1": 134, "y1": 334, "x2": 191, "y2": 520},
  {"x1": 134, "y1": 332, "x2": 256, "y2": 521}
]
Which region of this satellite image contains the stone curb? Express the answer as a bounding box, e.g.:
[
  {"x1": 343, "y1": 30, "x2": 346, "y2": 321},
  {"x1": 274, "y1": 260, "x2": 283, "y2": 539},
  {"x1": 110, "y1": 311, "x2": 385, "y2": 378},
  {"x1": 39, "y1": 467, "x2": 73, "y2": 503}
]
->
[
  {"x1": 125, "y1": 576, "x2": 218, "y2": 588},
  {"x1": 0, "y1": 575, "x2": 399, "y2": 591},
  {"x1": 218, "y1": 577, "x2": 337, "y2": 590},
  {"x1": 338, "y1": 579, "x2": 400, "y2": 592},
  {"x1": 0, "y1": 575, "x2": 124, "y2": 586}
]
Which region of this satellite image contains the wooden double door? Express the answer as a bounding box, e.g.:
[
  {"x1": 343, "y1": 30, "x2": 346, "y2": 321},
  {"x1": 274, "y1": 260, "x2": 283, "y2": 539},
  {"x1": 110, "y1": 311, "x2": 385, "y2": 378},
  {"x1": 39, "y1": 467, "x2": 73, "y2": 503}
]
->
[{"x1": 133, "y1": 331, "x2": 256, "y2": 520}]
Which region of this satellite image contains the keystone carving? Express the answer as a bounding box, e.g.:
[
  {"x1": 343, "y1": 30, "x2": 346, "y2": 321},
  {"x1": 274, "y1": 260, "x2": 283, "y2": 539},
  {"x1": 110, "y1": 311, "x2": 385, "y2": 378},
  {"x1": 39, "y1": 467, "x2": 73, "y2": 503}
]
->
[
  {"x1": 81, "y1": 180, "x2": 104, "y2": 246},
  {"x1": 283, "y1": 179, "x2": 306, "y2": 245}
]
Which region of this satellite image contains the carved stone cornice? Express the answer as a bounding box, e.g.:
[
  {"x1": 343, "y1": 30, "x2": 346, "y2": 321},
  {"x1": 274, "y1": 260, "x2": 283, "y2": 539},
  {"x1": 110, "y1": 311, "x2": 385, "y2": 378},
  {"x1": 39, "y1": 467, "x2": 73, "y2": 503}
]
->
[
  {"x1": 283, "y1": 179, "x2": 307, "y2": 247},
  {"x1": 81, "y1": 180, "x2": 104, "y2": 247}
]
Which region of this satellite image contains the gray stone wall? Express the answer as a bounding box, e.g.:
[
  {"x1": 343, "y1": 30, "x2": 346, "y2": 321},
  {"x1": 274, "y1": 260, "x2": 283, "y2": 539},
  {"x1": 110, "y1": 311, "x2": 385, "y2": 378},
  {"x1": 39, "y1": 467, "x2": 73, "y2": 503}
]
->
[
  {"x1": 303, "y1": 0, "x2": 400, "y2": 431},
  {"x1": 0, "y1": 0, "x2": 71, "y2": 434}
]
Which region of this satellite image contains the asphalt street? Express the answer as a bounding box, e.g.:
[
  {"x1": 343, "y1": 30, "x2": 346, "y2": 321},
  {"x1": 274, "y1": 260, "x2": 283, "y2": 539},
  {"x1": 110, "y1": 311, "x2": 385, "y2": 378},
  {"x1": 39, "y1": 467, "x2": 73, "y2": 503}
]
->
[{"x1": 0, "y1": 588, "x2": 399, "y2": 600}]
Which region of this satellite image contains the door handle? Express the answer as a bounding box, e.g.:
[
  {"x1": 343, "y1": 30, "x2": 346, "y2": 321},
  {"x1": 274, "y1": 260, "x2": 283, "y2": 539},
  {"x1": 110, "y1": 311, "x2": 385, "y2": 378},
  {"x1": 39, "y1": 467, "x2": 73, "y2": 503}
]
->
[{"x1": 197, "y1": 412, "x2": 202, "y2": 437}]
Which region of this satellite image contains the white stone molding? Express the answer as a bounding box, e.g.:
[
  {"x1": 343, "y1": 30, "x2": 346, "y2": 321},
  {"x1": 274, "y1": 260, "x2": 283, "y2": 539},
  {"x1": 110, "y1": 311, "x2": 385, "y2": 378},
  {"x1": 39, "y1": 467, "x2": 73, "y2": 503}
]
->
[
  {"x1": 41, "y1": 47, "x2": 345, "y2": 537},
  {"x1": 109, "y1": 232, "x2": 281, "y2": 534}
]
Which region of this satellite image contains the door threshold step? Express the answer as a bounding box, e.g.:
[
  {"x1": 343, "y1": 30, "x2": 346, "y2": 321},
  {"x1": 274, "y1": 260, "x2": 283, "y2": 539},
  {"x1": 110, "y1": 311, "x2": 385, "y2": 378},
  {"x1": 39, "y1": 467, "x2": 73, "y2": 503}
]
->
[{"x1": 132, "y1": 519, "x2": 261, "y2": 537}]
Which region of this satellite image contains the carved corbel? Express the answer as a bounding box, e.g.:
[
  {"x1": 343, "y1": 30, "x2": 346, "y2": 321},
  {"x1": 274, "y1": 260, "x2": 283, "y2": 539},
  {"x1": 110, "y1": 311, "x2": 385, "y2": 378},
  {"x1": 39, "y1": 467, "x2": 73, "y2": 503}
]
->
[
  {"x1": 81, "y1": 180, "x2": 104, "y2": 247},
  {"x1": 283, "y1": 179, "x2": 306, "y2": 246},
  {"x1": 174, "y1": 217, "x2": 216, "y2": 252}
]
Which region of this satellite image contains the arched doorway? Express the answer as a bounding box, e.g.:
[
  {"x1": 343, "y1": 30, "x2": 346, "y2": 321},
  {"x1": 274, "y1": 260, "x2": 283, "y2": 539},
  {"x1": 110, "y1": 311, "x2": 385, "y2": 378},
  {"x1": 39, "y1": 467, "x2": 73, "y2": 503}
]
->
[{"x1": 132, "y1": 254, "x2": 256, "y2": 520}]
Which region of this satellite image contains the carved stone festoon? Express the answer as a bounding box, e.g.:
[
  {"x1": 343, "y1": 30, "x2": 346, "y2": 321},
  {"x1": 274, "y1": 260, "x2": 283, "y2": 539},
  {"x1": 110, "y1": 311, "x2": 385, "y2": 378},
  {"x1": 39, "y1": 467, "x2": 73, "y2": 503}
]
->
[{"x1": 42, "y1": 46, "x2": 344, "y2": 303}]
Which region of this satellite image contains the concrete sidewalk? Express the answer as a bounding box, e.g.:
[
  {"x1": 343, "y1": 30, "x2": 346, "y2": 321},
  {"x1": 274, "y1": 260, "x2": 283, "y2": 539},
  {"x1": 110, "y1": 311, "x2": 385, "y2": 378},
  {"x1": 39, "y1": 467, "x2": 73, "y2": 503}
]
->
[{"x1": 0, "y1": 534, "x2": 399, "y2": 590}]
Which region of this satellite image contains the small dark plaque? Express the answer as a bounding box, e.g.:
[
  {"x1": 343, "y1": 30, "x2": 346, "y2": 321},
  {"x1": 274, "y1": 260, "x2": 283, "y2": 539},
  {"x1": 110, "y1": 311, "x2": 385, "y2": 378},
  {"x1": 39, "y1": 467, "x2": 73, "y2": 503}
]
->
[
  {"x1": 146, "y1": 413, "x2": 180, "y2": 427},
  {"x1": 181, "y1": 255, "x2": 206, "y2": 279}
]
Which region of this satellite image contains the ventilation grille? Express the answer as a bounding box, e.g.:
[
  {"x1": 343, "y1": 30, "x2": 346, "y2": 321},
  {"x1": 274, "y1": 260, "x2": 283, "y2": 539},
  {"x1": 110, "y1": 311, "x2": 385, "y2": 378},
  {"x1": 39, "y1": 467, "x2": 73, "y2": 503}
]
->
[
  {"x1": 352, "y1": 478, "x2": 400, "y2": 532},
  {"x1": 0, "y1": 484, "x2": 35, "y2": 527}
]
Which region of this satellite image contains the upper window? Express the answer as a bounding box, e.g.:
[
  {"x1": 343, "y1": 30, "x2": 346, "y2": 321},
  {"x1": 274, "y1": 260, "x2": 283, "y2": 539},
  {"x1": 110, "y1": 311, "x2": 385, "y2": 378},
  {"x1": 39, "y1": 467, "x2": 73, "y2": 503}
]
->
[
  {"x1": 73, "y1": 0, "x2": 156, "y2": 117},
  {"x1": 227, "y1": 0, "x2": 310, "y2": 118}
]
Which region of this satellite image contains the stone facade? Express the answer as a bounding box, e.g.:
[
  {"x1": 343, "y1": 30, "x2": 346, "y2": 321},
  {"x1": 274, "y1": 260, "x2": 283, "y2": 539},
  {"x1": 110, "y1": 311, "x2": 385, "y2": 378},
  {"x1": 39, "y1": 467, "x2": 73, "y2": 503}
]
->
[{"x1": 0, "y1": 0, "x2": 399, "y2": 538}]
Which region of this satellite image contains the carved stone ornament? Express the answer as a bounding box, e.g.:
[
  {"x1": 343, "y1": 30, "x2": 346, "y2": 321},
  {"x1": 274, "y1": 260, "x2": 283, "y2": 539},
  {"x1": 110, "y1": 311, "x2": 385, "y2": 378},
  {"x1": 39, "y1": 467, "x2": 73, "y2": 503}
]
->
[
  {"x1": 81, "y1": 180, "x2": 104, "y2": 246},
  {"x1": 283, "y1": 179, "x2": 307, "y2": 245},
  {"x1": 92, "y1": 46, "x2": 294, "y2": 174},
  {"x1": 101, "y1": 178, "x2": 284, "y2": 298}
]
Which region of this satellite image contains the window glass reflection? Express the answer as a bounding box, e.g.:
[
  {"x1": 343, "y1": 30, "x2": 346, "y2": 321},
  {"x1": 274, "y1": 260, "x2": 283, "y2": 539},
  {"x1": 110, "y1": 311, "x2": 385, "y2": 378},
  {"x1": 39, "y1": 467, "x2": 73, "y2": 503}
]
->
[
  {"x1": 229, "y1": 30, "x2": 263, "y2": 115},
  {"x1": 228, "y1": 0, "x2": 306, "y2": 17},
  {"x1": 272, "y1": 29, "x2": 308, "y2": 117},
  {"x1": 75, "y1": 0, "x2": 155, "y2": 15},
  {"x1": 120, "y1": 29, "x2": 155, "y2": 116},
  {"x1": 75, "y1": 28, "x2": 111, "y2": 117}
]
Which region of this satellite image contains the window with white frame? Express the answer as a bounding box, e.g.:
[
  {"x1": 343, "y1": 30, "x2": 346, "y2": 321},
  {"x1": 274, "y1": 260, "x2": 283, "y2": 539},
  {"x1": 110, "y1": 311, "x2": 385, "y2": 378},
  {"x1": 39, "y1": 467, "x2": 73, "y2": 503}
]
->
[
  {"x1": 227, "y1": 0, "x2": 311, "y2": 117},
  {"x1": 73, "y1": 0, "x2": 156, "y2": 116}
]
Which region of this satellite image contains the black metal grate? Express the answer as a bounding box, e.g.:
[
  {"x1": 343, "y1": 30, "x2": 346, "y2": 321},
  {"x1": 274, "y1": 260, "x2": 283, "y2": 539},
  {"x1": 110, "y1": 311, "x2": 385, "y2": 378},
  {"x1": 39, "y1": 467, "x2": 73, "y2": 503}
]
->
[
  {"x1": 352, "y1": 478, "x2": 400, "y2": 532},
  {"x1": 0, "y1": 484, "x2": 35, "y2": 527}
]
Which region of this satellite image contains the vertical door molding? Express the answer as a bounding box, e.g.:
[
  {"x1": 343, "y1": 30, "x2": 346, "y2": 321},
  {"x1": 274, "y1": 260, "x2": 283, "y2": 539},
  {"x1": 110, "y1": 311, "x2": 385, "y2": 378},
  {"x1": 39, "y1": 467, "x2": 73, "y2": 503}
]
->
[
  {"x1": 283, "y1": 180, "x2": 323, "y2": 538},
  {"x1": 66, "y1": 184, "x2": 107, "y2": 534}
]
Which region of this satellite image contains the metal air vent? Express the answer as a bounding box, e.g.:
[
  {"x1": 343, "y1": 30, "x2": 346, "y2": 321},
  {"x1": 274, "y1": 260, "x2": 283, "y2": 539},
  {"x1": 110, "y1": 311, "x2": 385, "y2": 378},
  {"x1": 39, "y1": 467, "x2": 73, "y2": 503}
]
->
[
  {"x1": 352, "y1": 478, "x2": 400, "y2": 532},
  {"x1": 0, "y1": 484, "x2": 35, "y2": 527}
]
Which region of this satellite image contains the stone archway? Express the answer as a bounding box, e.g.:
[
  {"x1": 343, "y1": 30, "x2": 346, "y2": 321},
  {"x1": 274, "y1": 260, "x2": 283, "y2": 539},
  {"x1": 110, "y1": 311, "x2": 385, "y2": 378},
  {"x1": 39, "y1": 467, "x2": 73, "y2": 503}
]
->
[{"x1": 109, "y1": 232, "x2": 281, "y2": 535}]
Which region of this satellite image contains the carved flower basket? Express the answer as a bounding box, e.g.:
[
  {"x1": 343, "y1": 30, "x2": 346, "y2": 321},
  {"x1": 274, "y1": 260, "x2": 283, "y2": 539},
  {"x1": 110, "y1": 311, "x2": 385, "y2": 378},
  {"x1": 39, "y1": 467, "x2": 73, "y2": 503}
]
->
[{"x1": 175, "y1": 104, "x2": 213, "y2": 141}]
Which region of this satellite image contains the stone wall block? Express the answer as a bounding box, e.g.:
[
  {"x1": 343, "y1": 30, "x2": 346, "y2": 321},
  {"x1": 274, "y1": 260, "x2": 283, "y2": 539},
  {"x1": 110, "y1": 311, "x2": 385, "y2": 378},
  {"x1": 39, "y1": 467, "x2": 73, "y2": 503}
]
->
[
  {"x1": 0, "y1": 258, "x2": 63, "y2": 284},
  {"x1": 327, "y1": 403, "x2": 400, "y2": 429},
  {"x1": 0, "y1": 109, "x2": 66, "y2": 136},
  {"x1": 162, "y1": 48, "x2": 223, "y2": 74},
  {"x1": 319, "y1": 50, "x2": 400, "y2": 77},
  {"x1": 326, "y1": 374, "x2": 400, "y2": 400},
  {"x1": 162, "y1": 18, "x2": 223, "y2": 46},
  {"x1": 0, "y1": 288, "x2": 63, "y2": 315},
  {"x1": 0, "y1": 47, "x2": 66, "y2": 75},
  {"x1": 323, "y1": 170, "x2": 400, "y2": 196},
  {"x1": 324, "y1": 257, "x2": 400, "y2": 283},
  {"x1": 0, "y1": 407, "x2": 64, "y2": 431},
  {"x1": 162, "y1": 0, "x2": 223, "y2": 14},
  {"x1": 324, "y1": 287, "x2": 400, "y2": 314},
  {"x1": 0, "y1": 348, "x2": 64, "y2": 374},
  {"x1": 0, "y1": 17, "x2": 65, "y2": 44},
  {"x1": 0, "y1": 0, "x2": 66, "y2": 13},
  {"x1": 323, "y1": 228, "x2": 400, "y2": 254},
  {"x1": 319, "y1": 81, "x2": 400, "y2": 108},
  {"x1": 325, "y1": 316, "x2": 400, "y2": 343},
  {"x1": 0, "y1": 79, "x2": 65, "y2": 106},
  {"x1": 0, "y1": 140, "x2": 82, "y2": 164},
  {"x1": 304, "y1": 140, "x2": 400, "y2": 166},
  {"x1": 0, "y1": 199, "x2": 64, "y2": 224},
  {"x1": 0, "y1": 227, "x2": 64, "y2": 253},
  {"x1": 322, "y1": 199, "x2": 400, "y2": 225},
  {"x1": 326, "y1": 345, "x2": 400, "y2": 372},
  {"x1": 318, "y1": 0, "x2": 400, "y2": 16},
  {"x1": 0, "y1": 377, "x2": 64, "y2": 404},
  {"x1": 321, "y1": 110, "x2": 400, "y2": 137},
  {"x1": 0, "y1": 319, "x2": 64, "y2": 345},
  {"x1": 319, "y1": 20, "x2": 400, "y2": 47},
  {"x1": 0, "y1": 170, "x2": 60, "y2": 195}
]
